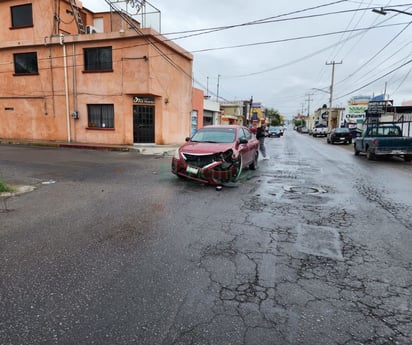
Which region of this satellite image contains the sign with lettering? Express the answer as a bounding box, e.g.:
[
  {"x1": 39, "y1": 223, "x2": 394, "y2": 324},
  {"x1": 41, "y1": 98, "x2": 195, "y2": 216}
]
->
[
  {"x1": 367, "y1": 101, "x2": 386, "y2": 118},
  {"x1": 133, "y1": 96, "x2": 155, "y2": 104}
]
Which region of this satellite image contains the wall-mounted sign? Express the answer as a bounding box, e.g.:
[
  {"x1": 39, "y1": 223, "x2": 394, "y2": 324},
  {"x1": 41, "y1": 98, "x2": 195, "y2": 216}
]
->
[
  {"x1": 133, "y1": 96, "x2": 155, "y2": 104},
  {"x1": 367, "y1": 101, "x2": 386, "y2": 118}
]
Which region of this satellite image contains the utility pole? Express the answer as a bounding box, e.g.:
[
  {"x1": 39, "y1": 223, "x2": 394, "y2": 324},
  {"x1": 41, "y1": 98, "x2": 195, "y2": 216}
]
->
[
  {"x1": 216, "y1": 74, "x2": 221, "y2": 102},
  {"x1": 249, "y1": 96, "x2": 253, "y2": 125},
  {"x1": 305, "y1": 93, "x2": 314, "y2": 116},
  {"x1": 326, "y1": 60, "x2": 342, "y2": 130}
]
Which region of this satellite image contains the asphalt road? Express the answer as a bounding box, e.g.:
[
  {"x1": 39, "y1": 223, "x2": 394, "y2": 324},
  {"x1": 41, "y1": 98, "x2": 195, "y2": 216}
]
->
[{"x1": 0, "y1": 132, "x2": 411, "y2": 345}]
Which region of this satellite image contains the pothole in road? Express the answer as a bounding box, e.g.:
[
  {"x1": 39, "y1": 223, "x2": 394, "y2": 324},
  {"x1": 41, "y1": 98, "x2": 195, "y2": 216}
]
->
[{"x1": 284, "y1": 186, "x2": 327, "y2": 194}]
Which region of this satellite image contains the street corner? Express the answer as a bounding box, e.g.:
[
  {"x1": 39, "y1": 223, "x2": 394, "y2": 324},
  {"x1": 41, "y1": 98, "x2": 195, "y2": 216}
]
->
[{"x1": 0, "y1": 185, "x2": 36, "y2": 197}]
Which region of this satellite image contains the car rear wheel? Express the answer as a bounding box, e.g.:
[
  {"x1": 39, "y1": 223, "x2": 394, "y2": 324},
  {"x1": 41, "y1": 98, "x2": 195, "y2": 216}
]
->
[
  {"x1": 249, "y1": 151, "x2": 258, "y2": 170},
  {"x1": 366, "y1": 148, "x2": 376, "y2": 160},
  {"x1": 404, "y1": 155, "x2": 412, "y2": 162}
]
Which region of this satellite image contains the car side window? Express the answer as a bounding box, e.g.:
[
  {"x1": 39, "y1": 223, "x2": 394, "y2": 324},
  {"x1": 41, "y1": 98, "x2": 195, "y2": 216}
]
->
[
  {"x1": 238, "y1": 128, "x2": 246, "y2": 141},
  {"x1": 243, "y1": 128, "x2": 252, "y2": 140}
]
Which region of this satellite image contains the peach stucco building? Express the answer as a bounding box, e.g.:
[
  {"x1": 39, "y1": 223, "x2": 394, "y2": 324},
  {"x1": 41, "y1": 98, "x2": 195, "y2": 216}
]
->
[{"x1": 0, "y1": 0, "x2": 193, "y2": 145}]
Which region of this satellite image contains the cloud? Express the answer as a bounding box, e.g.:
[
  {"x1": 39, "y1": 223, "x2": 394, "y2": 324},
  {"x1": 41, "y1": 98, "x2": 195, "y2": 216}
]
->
[{"x1": 84, "y1": 0, "x2": 412, "y2": 117}]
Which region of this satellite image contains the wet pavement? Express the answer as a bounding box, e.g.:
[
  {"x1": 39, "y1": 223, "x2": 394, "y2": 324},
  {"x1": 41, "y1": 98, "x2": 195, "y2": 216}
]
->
[{"x1": 0, "y1": 131, "x2": 411, "y2": 344}]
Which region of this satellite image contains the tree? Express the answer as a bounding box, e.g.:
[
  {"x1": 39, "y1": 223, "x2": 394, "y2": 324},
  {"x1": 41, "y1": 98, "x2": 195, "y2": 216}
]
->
[
  {"x1": 265, "y1": 108, "x2": 282, "y2": 126},
  {"x1": 293, "y1": 119, "x2": 306, "y2": 127}
]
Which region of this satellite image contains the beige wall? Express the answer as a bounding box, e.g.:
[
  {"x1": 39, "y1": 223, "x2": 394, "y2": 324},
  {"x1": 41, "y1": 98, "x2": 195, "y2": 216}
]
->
[{"x1": 0, "y1": 1, "x2": 193, "y2": 145}]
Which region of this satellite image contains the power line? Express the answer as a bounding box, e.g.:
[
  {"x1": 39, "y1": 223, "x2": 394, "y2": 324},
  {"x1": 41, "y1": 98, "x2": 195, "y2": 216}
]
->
[
  {"x1": 335, "y1": 58, "x2": 412, "y2": 99},
  {"x1": 188, "y1": 22, "x2": 410, "y2": 54}
]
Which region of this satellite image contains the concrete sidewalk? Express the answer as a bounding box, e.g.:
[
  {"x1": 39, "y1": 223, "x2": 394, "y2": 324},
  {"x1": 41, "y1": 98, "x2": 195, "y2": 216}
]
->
[{"x1": 0, "y1": 139, "x2": 181, "y2": 156}]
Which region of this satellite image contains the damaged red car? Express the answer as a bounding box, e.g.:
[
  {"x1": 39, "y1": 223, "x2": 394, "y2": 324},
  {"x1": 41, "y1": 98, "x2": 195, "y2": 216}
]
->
[{"x1": 171, "y1": 125, "x2": 259, "y2": 185}]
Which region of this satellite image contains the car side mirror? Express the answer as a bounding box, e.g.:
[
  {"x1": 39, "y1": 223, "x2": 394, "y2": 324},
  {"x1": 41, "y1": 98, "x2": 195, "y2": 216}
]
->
[
  {"x1": 185, "y1": 137, "x2": 191, "y2": 142},
  {"x1": 239, "y1": 137, "x2": 248, "y2": 144}
]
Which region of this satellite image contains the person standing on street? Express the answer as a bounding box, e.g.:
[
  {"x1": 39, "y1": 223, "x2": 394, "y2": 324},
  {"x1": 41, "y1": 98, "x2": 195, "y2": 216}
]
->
[{"x1": 256, "y1": 124, "x2": 269, "y2": 160}]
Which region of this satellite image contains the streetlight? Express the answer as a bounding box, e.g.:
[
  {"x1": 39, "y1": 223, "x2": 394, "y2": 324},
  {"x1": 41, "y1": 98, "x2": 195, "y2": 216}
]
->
[{"x1": 372, "y1": 7, "x2": 412, "y2": 16}]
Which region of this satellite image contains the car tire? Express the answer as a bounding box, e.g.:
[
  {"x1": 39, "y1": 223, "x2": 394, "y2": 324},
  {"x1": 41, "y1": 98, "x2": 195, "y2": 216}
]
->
[
  {"x1": 366, "y1": 148, "x2": 376, "y2": 160},
  {"x1": 231, "y1": 155, "x2": 243, "y2": 181},
  {"x1": 249, "y1": 151, "x2": 258, "y2": 170},
  {"x1": 404, "y1": 155, "x2": 412, "y2": 162},
  {"x1": 354, "y1": 144, "x2": 360, "y2": 156}
]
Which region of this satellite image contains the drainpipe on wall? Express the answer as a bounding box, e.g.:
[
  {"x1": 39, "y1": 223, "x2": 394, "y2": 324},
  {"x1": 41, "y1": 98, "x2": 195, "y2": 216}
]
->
[{"x1": 60, "y1": 34, "x2": 71, "y2": 143}]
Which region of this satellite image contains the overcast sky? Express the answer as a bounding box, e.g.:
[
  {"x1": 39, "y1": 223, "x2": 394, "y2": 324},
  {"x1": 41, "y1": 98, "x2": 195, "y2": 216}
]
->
[{"x1": 83, "y1": 1, "x2": 412, "y2": 118}]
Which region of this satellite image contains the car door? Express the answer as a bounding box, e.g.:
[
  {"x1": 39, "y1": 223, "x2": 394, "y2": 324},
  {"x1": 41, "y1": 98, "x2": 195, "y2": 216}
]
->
[
  {"x1": 245, "y1": 127, "x2": 257, "y2": 163},
  {"x1": 238, "y1": 128, "x2": 252, "y2": 165}
]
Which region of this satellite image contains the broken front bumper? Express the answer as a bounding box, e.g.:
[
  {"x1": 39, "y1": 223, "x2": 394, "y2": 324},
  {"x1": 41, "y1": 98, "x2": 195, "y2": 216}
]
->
[{"x1": 171, "y1": 158, "x2": 239, "y2": 185}]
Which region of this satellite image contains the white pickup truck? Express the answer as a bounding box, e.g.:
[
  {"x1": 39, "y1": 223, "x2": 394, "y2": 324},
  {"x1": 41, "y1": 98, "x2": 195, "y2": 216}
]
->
[{"x1": 312, "y1": 124, "x2": 328, "y2": 137}]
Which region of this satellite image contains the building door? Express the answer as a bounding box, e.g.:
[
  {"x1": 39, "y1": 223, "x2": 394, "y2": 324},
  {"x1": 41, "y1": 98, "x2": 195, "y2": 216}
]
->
[{"x1": 133, "y1": 105, "x2": 155, "y2": 143}]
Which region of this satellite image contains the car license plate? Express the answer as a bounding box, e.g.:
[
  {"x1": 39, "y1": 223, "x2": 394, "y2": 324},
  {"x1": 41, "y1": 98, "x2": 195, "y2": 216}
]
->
[{"x1": 186, "y1": 166, "x2": 199, "y2": 175}]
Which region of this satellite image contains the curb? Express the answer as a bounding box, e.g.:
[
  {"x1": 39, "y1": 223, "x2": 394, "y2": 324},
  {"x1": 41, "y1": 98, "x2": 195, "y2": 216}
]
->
[{"x1": 0, "y1": 140, "x2": 180, "y2": 156}]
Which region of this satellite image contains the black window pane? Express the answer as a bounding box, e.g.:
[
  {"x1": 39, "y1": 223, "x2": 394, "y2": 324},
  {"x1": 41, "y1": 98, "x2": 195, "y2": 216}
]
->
[
  {"x1": 87, "y1": 104, "x2": 114, "y2": 128},
  {"x1": 84, "y1": 50, "x2": 97, "y2": 70},
  {"x1": 84, "y1": 47, "x2": 112, "y2": 71},
  {"x1": 100, "y1": 49, "x2": 112, "y2": 70},
  {"x1": 14, "y1": 52, "x2": 38, "y2": 74},
  {"x1": 11, "y1": 4, "x2": 33, "y2": 27},
  {"x1": 88, "y1": 105, "x2": 102, "y2": 127}
]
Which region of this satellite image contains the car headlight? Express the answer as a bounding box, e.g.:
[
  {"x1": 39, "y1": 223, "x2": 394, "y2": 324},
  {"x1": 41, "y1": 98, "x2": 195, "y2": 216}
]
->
[{"x1": 173, "y1": 149, "x2": 181, "y2": 159}]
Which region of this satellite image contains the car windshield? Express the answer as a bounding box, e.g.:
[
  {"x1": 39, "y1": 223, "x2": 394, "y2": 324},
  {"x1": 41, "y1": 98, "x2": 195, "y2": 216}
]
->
[
  {"x1": 335, "y1": 128, "x2": 349, "y2": 133},
  {"x1": 368, "y1": 126, "x2": 401, "y2": 136},
  {"x1": 191, "y1": 127, "x2": 236, "y2": 143}
]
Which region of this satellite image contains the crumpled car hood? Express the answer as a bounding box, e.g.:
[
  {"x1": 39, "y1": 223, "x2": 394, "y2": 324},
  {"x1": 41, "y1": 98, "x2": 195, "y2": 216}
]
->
[{"x1": 179, "y1": 142, "x2": 235, "y2": 155}]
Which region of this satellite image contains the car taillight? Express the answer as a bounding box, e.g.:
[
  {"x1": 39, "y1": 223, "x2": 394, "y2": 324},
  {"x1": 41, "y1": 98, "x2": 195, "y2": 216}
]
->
[{"x1": 372, "y1": 139, "x2": 379, "y2": 146}]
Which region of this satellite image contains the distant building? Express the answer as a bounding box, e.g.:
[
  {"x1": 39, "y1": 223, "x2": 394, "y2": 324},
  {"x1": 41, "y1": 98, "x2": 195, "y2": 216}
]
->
[
  {"x1": 203, "y1": 98, "x2": 220, "y2": 126},
  {"x1": 220, "y1": 101, "x2": 245, "y2": 125},
  {"x1": 342, "y1": 95, "x2": 370, "y2": 130}
]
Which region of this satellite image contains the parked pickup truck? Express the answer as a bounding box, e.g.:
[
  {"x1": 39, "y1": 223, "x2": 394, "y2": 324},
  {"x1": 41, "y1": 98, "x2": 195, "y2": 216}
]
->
[
  {"x1": 312, "y1": 124, "x2": 328, "y2": 137},
  {"x1": 354, "y1": 122, "x2": 412, "y2": 161}
]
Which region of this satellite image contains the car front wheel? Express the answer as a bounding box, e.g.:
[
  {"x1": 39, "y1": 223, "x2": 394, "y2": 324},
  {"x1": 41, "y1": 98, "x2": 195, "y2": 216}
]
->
[
  {"x1": 231, "y1": 155, "x2": 243, "y2": 181},
  {"x1": 354, "y1": 144, "x2": 360, "y2": 156}
]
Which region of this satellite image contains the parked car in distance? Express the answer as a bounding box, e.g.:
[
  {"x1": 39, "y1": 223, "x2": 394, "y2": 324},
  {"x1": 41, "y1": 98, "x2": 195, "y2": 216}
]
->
[
  {"x1": 327, "y1": 127, "x2": 352, "y2": 144},
  {"x1": 171, "y1": 125, "x2": 259, "y2": 185},
  {"x1": 300, "y1": 127, "x2": 309, "y2": 134},
  {"x1": 312, "y1": 124, "x2": 328, "y2": 137}
]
